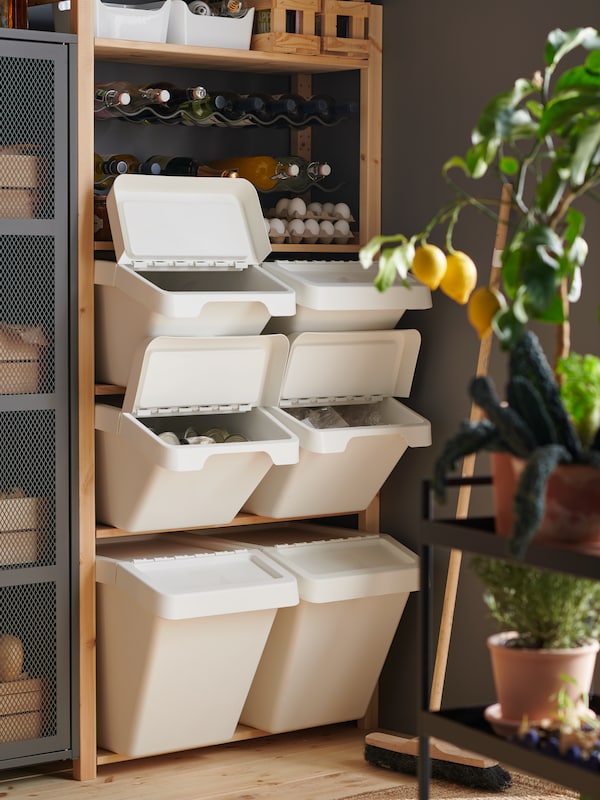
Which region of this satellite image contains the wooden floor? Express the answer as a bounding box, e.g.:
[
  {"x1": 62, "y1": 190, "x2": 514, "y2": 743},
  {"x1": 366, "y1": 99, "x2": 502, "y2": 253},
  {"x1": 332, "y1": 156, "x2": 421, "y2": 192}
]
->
[{"x1": 0, "y1": 724, "x2": 417, "y2": 799}]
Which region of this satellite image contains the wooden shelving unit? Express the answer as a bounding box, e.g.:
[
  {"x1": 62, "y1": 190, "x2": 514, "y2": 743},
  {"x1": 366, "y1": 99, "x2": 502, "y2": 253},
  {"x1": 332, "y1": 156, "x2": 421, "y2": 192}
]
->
[{"x1": 69, "y1": 0, "x2": 383, "y2": 781}]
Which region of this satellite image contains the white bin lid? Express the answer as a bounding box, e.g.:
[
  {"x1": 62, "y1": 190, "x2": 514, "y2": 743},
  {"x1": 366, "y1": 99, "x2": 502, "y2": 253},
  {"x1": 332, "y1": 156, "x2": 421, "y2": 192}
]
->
[
  {"x1": 96, "y1": 542, "x2": 299, "y2": 620},
  {"x1": 280, "y1": 329, "x2": 421, "y2": 406},
  {"x1": 107, "y1": 174, "x2": 271, "y2": 270},
  {"x1": 265, "y1": 260, "x2": 432, "y2": 311},
  {"x1": 195, "y1": 530, "x2": 419, "y2": 603},
  {"x1": 123, "y1": 334, "x2": 289, "y2": 415}
]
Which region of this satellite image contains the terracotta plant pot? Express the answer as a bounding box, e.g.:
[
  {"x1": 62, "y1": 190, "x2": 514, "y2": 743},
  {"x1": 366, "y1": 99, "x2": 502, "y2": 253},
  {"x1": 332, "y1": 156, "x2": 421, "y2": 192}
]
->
[
  {"x1": 486, "y1": 631, "x2": 599, "y2": 728},
  {"x1": 491, "y1": 452, "x2": 600, "y2": 545}
]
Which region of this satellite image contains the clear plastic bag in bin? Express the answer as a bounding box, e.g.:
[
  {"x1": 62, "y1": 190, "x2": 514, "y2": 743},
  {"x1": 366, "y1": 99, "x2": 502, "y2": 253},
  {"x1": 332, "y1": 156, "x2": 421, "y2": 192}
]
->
[{"x1": 286, "y1": 403, "x2": 383, "y2": 429}]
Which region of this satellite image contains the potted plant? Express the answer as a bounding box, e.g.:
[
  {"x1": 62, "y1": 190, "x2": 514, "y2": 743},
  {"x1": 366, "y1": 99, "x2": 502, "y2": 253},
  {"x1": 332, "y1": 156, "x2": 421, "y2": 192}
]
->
[
  {"x1": 471, "y1": 556, "x2": 600, "y2": 737},
  {"x1": 360, "y1": 26, "x2": 600, "y2": 558}
]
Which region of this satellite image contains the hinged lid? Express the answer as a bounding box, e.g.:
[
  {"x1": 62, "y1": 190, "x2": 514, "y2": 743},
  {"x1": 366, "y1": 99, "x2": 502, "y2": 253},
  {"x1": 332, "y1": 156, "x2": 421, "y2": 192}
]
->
[
  {"x1": 279, "y1": 330, "x2": 421, "y2": 407},
  {"x1": 107, "y1": 174, "x2": 271, "y2": 271},
  {"x1": 96, "y1": 536, "x2": 298, "y2": 620},
  {"x1": 123, "y1": 334, "x2": 289, "y2": 417}
]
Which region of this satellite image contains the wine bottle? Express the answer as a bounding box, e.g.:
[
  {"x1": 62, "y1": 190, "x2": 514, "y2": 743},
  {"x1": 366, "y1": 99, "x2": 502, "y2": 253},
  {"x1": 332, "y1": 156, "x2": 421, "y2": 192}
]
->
[
  {"x1": 128, "y1": 83, "x2": 208, "y2": 123},
  {"x1": 282, "y1": 158, "x2": 332, "y2": 192},
  {"x1": 304, "y1": 94, "x2": 359, "y2": 124},
  {"x1": 94, "y1": 87, "x2": 132, "y2": 118},
  {"x1": 178, "y1": 93, "x2": 232, "y2": 126},
  {"x1": 246, "y1": 92, "x2": 300, "y2": 125},
  {"x1": 206, "y1": 155, "x2": 303, "y2": 192},
  {"x1": 208, "y1": 90, "x2": 265, "y2": 125},
  {"x1": 0, "y1": 0, "x2": 28, "y2": 29},
  {"x1": 140, "y1": 155, "x2": 239, "y2": 178},
  {"x1": 94, "y1": 152, "x2": 140, "y2": 186},
  {"x1": 94, "y1": 82, "x2": 171, "y2": 120}
]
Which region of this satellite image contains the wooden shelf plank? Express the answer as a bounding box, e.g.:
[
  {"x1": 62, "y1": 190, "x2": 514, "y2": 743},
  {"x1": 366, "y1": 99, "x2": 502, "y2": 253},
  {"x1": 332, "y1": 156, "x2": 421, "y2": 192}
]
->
[{"x1": 94, "y1": 38, "x2": 367, "y2": 73}]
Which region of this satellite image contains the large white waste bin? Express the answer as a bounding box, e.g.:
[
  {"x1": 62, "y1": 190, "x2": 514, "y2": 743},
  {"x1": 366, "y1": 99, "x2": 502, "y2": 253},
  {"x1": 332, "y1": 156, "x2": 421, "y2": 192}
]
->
[
  {"x1": 242, "y1": 328, "x2": 431, "y2": 518},
  {"x1": 95, "y1": 334, "x2": 298, "y2": 532},
  {"x1": 95, "y1": 535, "x2": 299, "y2": 757},
  {"x1": 179, "y1": 522, "x2": 419, "y2": 733},
  {"x1": 95, "y1": 174, "x2": 295, "y2": 387},
  {"x1": 262, "y1": 259, "x2": 431, "y2": 333}
]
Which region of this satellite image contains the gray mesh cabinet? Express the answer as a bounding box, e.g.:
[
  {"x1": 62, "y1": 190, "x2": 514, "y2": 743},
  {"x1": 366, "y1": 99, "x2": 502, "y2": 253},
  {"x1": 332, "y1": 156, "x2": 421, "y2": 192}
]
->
[{"x1": 0, "y1": 28, "x2": 78, "y2": 768}]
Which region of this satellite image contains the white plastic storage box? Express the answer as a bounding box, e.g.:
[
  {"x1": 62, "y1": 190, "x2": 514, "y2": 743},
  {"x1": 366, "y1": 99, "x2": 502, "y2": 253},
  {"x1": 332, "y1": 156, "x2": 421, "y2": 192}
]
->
[
  {"x1": 242, "y1": 329, "x2": 431, "y2": 518},
  {"x1": 262, "y1": 259, "x2": 432, "y2": 333},
  {"x1": 94, "y1": 0, "x2": 170, "y2": 42},
  {"x1": 167, "y1": 0, "x2": 255, "y2": 49},
  {"x1": 95, "y1": 334, "x2": 299, "y2": 532},
  {"x1": 180, "y1": 522, "x2": 419, "y2": 733},
  {"x1": 95, "y1": 535, "x2": 299, "y2": 756},
  {"x1": 95, "y1": 174, "x2": 295, "y2": 387}
]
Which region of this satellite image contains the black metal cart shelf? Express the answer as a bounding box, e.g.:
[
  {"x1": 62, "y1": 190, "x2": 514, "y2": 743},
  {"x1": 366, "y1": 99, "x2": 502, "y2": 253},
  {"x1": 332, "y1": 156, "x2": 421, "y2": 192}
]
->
[{"x1": 418, "y1": 478, "x2": 600, "y2": 799}]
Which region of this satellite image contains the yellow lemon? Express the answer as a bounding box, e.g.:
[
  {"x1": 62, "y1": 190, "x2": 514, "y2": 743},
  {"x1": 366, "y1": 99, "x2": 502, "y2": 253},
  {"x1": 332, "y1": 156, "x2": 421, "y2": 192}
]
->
[
  {"x1": 410, "y1": 244, "x2": 447, "y2": 290},
  {"x1": 467, "y1": 286, "x2": 505, "y2": 338},
  {"x1": 440, "y1": 251, "x2": 478, "y2": 304}
]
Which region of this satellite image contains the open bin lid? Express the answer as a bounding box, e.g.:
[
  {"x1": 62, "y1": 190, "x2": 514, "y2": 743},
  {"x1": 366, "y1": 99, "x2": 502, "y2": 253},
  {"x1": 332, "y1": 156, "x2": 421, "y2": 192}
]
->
[
  {"x1": 96, "y1": 536, "x2": 299, "y2": 620},
  {"x1": 107, "y1": 174, "x2": 271, "y2": 270},
  {"x1": 265, "y1": 260, "x2": 432, "y2": 311},
  {"x1": 279, "y1": 329, "x2": 422, "y2": 407},
  {"x1": 122, "y1": 334, "x2": 290, "y2": 416},
  {"x1": 191, "y1": 526, "x2": 419, "y2": 603}
]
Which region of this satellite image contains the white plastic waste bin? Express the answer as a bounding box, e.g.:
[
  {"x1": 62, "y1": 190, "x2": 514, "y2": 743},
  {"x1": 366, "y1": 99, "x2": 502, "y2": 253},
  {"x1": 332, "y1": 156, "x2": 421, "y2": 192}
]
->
[
  {"x1": 95, "y1": 174, "x2": 295, "y2": 387},
  {"x1": 95, "y1": 535, "x2": 299, "y2": 757},
  {"x1": 95, "y1": 334, "x2": 298, "y2": 532},
  {"x1": 242, "y1": 328, "x2": 431, "y2": 518},
  {"x1": 180, "y1": 522, "x2": 419, "y2": 733},
  {"x1": 262, "y1": 259, "x2": 431, "y2": 333}
]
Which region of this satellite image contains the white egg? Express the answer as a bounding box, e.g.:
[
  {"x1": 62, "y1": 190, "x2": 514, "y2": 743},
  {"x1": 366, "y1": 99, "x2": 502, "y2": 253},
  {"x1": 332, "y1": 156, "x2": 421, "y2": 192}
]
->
[
  {"x1": 287, "y1": 197, "x2": 307, "y2": 217},
  {"x1": 333, "y1": 202, "x2": 351, "y2": 220},
  {"x1": 287, "y1": 218, "x2": 305, "y2": 236},
  {"x1": 275, "y1": 197, "x2": 289, "y2": 216},
  {"x1": 304, "y1": 218, "x2": 320, "y2": 236},
  {"x1": 263, "y1": 217, "x2": 270, "y2": 233},
  {"x1": 319, "y1": 220, "x2": 335, "y2": 236},
  {"x1": 333, "y1": 219, "x2": 351, "y2": 237},
  {"x1": 307, "y1": 201, "x2": 323, "y2": 217},
  {"x1": 269, "y1": 217, "x2": 286, "y2": 236},
  {"x1": 322, "y1": 202, "x2": 335, "y2": 217}
]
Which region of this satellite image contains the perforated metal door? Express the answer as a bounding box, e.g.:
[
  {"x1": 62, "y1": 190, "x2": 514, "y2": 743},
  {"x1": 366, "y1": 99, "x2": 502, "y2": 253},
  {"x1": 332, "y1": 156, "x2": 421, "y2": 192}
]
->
[{"x1": 0, "y1": 29, "x2": 76, "y2": 767}]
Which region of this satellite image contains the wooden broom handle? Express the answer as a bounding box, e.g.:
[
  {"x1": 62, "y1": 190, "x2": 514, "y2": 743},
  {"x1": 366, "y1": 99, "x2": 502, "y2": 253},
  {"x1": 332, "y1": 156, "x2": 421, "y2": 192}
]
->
[{"x1": 429, "y1": 184, "x2": 512, "y2": 712}]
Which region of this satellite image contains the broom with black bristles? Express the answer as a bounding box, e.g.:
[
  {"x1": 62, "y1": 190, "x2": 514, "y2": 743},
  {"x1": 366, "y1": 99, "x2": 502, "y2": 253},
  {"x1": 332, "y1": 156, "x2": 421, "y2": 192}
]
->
[{"x1": 364, "y1": 186, "x2": 513, "y2": 792}]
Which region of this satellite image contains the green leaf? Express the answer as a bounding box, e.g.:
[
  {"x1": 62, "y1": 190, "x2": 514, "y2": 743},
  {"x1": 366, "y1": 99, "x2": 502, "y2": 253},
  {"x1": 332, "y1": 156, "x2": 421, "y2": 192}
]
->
[
  {"x1": 545, "y1": 27, "x2": 600, "y2": 68},
  {"x1": 555, "y1": 64, "x2": 600, "y2": 92},
  {"x1": 374, "y1": 248, "x2": 401, "y2": 292},
  {"x1": 535, "y1": 160, "x2": 567, "y2": 216},
  {"x1": 571, "y1": 119, "x2": 600, "y2": 186},
  {"x1": 499, "y1": 155, "x2": 519, "y2": 175},
  {"x1": 359, "y1": 233, "x2": 408, "y2": 269},
  {"x1": 540, "y1": 90, "x2": 600, "y2": 137}
]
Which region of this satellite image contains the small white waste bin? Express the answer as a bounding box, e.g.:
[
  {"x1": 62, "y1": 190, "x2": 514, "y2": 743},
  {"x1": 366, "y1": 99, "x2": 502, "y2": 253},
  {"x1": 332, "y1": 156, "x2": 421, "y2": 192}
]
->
[
  {"x1": 262, "y1": 259, "x2": 431, "y2": 333},
  {"x1": 180, "y1": 522, "x2": 419, "y2": 733},
  {"x1": 95, "y1": 334, "x2": 298, "y2": 532},
  {"x1": 242, "y1": 328, "x2": 431, "y2": 518},
  {"x1": 95, "y1": 174, "x2": 295, "y2": 387},
  {"x1": 95, "y1": 535, "x2": 299, "y2": 757}
]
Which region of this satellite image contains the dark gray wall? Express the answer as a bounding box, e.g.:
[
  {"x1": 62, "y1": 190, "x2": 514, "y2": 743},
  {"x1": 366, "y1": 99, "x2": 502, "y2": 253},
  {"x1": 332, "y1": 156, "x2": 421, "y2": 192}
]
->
[{"x1": 378, "y1": 1, "x2": 600, "y2": 735}]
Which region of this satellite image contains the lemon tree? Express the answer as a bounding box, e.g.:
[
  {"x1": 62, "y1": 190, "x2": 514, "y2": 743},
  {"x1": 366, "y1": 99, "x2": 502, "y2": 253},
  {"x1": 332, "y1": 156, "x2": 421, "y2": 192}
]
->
[{"x1": 359, "y1": 27, "x2": 600, "y2": 359}]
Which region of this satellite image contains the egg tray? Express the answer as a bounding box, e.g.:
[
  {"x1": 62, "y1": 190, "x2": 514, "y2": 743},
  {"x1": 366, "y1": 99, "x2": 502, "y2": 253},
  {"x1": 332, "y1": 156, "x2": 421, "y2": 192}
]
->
[
  {"x1": 264, "y1": 207, "x2": 355, "y2": 222},
  {"x1": 267, "y1": 226, "x2": 354, "y2": 245}
]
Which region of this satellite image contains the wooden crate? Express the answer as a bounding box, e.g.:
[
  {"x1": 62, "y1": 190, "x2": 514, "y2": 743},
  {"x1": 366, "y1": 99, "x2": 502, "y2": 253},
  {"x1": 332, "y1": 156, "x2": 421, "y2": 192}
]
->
[
  {"x1": 0, "y1": 674, "x2": 44, "y2": 743},
  {"x1": 317, "y1": 0, "x2": 370, "y2": 58},
  {"x1": 246, "y1": 0, "x2": 321, "y2": 56}
]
